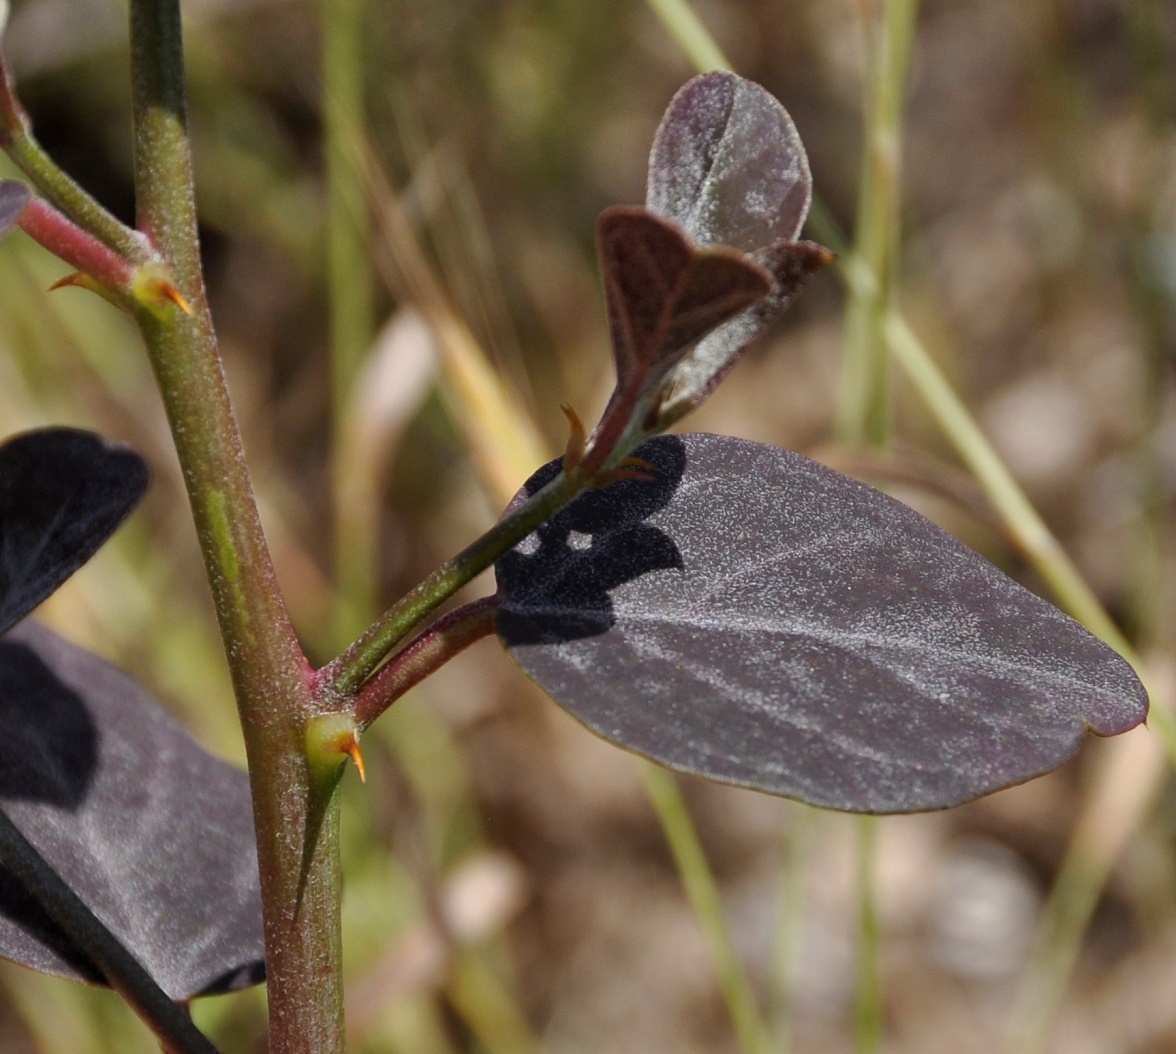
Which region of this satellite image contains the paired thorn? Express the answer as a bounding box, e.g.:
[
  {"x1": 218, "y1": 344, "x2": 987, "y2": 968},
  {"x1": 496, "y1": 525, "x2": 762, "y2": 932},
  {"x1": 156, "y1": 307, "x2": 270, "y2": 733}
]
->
[
  {"x1": 591, "y1": 456, "x2": 659, "y2": 488},
  {"x1": 48, "y1": 270, "x2": 194, "y2": 317},
  {"x1": 153, "y1": 279, "x2": 194, "y2": 316},
  {"x1": 306, "y1": 713, "x2": 368, "y2": 786},
  {"x1": 48, "y1": 272, "x2": 104, "y2": 295},
  {"x1": 561, "y1": 403, "x2": 587, "y2": 473},
  {"x1": 137, "y1": 274, "x2": 194, "y2": 316},
  {"x1": 559, "y1": 403, "x2": 658, "y2": 487},
  {"x1": 341, "y1": 734, "x2": 367, "y2": 783}
]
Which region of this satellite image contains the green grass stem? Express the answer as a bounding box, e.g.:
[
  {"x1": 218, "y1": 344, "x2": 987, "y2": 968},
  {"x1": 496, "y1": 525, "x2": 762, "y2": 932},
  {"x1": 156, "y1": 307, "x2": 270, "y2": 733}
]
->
[
  {"x1": 767, "y1": 807, "x2": 819, "y2": 1053},
  {"x1": 323, "y1": 0, "x2": 377, "y2": 648},
  {"x1": 836, "y1": 0, "x2": 919, "y2": 446},
  {"x1": 643, "y1": 0, "x2": 731, "y2": 72},
  {"x1": 641, "y1": 762, "x2": 768, "y2": 1054},
  {"x1": 853, "y1": 817, "x2": 882, "y2": 1054}
]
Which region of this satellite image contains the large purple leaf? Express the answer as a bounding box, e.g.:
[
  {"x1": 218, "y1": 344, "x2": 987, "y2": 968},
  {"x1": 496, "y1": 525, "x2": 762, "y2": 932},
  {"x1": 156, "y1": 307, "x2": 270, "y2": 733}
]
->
[
  {"x1": 0, "y1": 428, "x2": 149, "y2": 635},
  {"x1": 0, "y1": 621, "x2": 264, "y2": 998},
  {"x1": 495, "y1": 435, "x2": 1148, "y2": 814},
  {"x1": 0, "y1": 181, "x2": 31, "y2": 242}
]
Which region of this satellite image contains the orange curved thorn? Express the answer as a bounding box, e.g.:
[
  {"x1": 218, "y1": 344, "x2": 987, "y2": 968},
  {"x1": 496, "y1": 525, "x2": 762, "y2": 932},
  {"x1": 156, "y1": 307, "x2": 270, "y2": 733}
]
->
[
  {"x1": 154, "y1": 280, "x2": 194, "y2": 316},
  {"x1": 620, "y1": 456, "x2": 658, "y2": 473},
  {"x1": 48, "y1": 272, "x2": 99, "y2": 293},
  {"x1": 592, "y1": 463, "x2": 659, "y2": 488},
  {"x1": 342, "y1": 736, "x2": 367, "y2": 783},
  {"x1": 561, "y1": 403, "x2": 587, "y2": 472}
]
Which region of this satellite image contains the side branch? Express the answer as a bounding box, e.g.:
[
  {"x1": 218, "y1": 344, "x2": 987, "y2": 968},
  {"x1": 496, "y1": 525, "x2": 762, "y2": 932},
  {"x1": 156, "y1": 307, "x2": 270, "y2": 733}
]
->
[{"x1": 352, "y1": 596, "x2": 499, "y2": 728}]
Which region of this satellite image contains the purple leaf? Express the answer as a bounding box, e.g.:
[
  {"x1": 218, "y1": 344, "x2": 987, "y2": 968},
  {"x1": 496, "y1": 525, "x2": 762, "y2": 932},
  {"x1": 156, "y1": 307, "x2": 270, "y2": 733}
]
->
[
  {"x1": 495, "y1": 435, "x2": 1148, "y2": 814},
  {"x1": 0, "y1": 428, "x2": 148, "y2": 635},
  {"x1": 0, "y1": 621, "x2": 264, "y2": 999},
  {"x1": 656, "y1": 239, "x2": 831, "y2": 426},
  {"x1": 644, "y1": 72, "x2": 828, "y2": 425},
  {"x1": 589, "y1": 73, "x2": 829, "y2": 453},
  {"x1": 598, "y1": 205, "x2": 771, "y2": 405},
  {"x1": 0, "y1": 181, "x2": 30, "y2": 243},
  {"x1": 647, "y1": 72, "x2": 811, "y2": 252}
]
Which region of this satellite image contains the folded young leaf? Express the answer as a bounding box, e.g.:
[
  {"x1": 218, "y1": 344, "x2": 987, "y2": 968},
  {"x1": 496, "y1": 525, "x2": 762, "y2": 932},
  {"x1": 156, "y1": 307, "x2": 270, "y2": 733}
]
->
[
  {"x1": 587, "y1": 73, "x2": 829, "y2": 464},
  {"x1": 598, "y1": 206, "x2": 771, "y2": 389},
  {"x1": 0, "y1": 428, "x2": 148, "y2": 635},
  {"x1": 655, "y1": 240, "x2": 831, "y2": 428},
  {"x1": 495, "y1": 435, "x2": 1148, "y2": 814},
  {"x1": 0, "y1": 621, "x2": 264, "y2": 999},
  {"x1": 0, "y1": 181, "x2": 30, "y2": 242}
]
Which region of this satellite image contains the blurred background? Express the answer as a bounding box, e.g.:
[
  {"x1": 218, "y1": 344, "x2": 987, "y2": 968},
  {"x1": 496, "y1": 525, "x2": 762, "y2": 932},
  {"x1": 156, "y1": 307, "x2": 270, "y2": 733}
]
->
[{"x1": 2, "y1": 0, "x2": 1175, "y2": 1051}]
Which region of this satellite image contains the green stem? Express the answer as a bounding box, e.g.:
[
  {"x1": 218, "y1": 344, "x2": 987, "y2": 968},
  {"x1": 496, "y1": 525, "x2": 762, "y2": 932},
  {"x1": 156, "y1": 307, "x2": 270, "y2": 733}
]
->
[
  {"x1": 325, "y1": 467, "x2": 581, "y2": 695},
  {"x1": 837, "y1": 0, "x2": 919, "y2": 446},
  {"x1": 353, "y1": 596, "x2": 499, "y2": 727},
  {"x1": 641, "y1": 763, "x2": 767, "y2": 1054},
  {"x1": 768, "y1": 807, "x2": 819, "y2": 1054},
  {"x1": 0, "y1": 47, "x2": 151, "y2": 265},
  {"x1": 323, "y1": 0, "x2": 376, "y2": 648},
  {"x1": 853, "y1": 817, "x2": 883, "y2": 1054},
  {"x1": 127, "y1": 2, "x2": 343, "y2": 1051},
  {"x1": 1001, "y1": 848, "x2": 1105, "y2": 1054},
  {"x1": 0, "y1": 809, "x2": 221, "y2": 1054},
  {"x1": 643, "y1": 0, "x2": 731, "y2": 72}
]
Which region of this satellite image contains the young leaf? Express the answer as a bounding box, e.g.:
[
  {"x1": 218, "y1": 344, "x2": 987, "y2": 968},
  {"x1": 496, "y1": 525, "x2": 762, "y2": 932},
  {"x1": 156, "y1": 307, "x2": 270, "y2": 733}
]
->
[
  {"x1": 0, "y1": 621, "x2": 265, "y2": 999},
  {"x1": 495, "y1": 435, "x2": 1148, "y2": 814},
  {"x1": 598, "y1": 205, "x2": 771, "y2": 410},
  {"x1": 0, "y1": 428, "x2": 149, "y2": 634},
  {"x1": 642, "y1": 72, "x2": 829, "y2": 427},
  {"x1": 647, "y1": 72, "x2": 811, "y2": 252},
  {"x1": 586, "y1": 73, "x2": 831, "y2": 466},
  {"x1": 0, "y1": 180, "x2": 30, "y2": 242},
  {"x1": 654, "y1": 239, "x2": 831, "y2": 428}
]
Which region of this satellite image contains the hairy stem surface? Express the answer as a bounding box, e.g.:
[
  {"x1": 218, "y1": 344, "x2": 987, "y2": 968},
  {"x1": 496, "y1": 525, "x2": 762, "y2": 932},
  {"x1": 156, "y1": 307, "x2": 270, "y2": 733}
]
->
[{"x1": 128, "y1": 2, "x2": 344, "y2": 1050}]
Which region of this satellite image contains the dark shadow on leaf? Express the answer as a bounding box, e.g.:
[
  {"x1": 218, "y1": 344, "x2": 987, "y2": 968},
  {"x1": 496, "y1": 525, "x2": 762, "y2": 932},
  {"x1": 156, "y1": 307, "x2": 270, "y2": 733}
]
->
[
  {"x1": 0, "y1": 867, "x2": 102, "y2": 982},
  {"x1": 0, "y1": 640, "x2": 97, "y2": 808},
  {"x1": 0, "y1": 639, "x2": 103, "y2": 980},
  {"x1": 496, "y1": 436, "x2": 688, "y2": 644},
  {"x1": 0, "y1": 622, "x2": 265, "y2": 999}
]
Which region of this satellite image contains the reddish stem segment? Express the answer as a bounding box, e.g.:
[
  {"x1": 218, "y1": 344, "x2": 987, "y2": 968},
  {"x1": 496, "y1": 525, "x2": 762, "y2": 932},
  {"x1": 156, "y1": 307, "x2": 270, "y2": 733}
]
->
[
  {"x1": 353, "y1": 596, "x2": 499, "y2": 728},
  {"x1": 17, "y1": 197, "x2": 136, "y2": 289}
]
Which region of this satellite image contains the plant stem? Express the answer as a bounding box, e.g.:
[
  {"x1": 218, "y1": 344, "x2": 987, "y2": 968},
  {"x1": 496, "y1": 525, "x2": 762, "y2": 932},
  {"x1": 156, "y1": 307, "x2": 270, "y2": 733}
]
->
[
  {"x1": 0, "y1": 47, "x2": 150, "y2": 265},
  {"x1": 353, "y1": 596, "x2": 499, "y2": 727},
  {"x1": 641, "y1": 763, "x2": 768, "y2": 1054},
  {"x1": 322, "y1": 0, "x2": 376, "y2": 648},
  {"x1": 16, "y1": 196, "x2": 136, "y2": 290},
  {"x1": 0, "y1": 809, "x2": 221, "y2": 1054},
  {"x1": 853, "y1": 817, "x2": 882, "y2": 1054},
  {"x1": 768, "y1": 807, "x2": 819, "y2": 1054},
  {"x1": 837, "y1": 0, "x2": 919, "y2": 446},
  {"x1": 127, "y1": 2, "x2": 343, "y2": 1051},
  {"x1": 325, "y1": 467, "x2": 580, "y2": 695},
  {"x1": 643, "y1": 0, "x2": 731, "y2": 72}
]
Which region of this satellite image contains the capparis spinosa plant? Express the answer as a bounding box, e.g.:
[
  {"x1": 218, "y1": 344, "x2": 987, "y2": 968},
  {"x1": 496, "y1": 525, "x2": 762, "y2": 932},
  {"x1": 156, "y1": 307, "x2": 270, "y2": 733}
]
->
[{"x1": 0, "y1": 13, "x2": 1147, "y2": 1054}]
